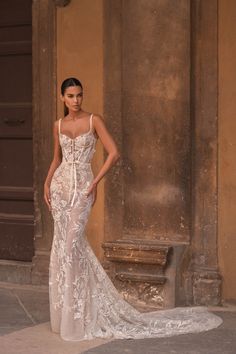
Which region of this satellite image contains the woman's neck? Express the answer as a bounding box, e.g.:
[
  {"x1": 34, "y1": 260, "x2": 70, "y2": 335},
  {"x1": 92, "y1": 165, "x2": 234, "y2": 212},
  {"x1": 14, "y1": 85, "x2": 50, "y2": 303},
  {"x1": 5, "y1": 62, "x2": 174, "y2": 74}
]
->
[{"x1": 67, "y1": 109, "x2": 83, "y2": 120}]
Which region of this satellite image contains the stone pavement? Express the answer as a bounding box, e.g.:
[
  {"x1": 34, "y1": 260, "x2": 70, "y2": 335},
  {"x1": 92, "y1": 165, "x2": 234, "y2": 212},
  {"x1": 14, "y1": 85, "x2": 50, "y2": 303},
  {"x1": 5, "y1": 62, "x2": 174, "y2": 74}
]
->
[
  {"x1": 0, "y1": 282, "x2": 112, "y2": 354},
  {"x1": 0, "y1": 282, "x2": 49, "y2": 336},
  {"x1": 0, "y1": 282, "x2": 236, "y2": 354}
]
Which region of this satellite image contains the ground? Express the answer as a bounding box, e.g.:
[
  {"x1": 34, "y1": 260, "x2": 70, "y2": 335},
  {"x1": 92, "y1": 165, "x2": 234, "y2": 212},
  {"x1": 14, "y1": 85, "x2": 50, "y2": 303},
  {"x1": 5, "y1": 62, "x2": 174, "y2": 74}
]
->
[{"x1": 0, "y1": 283, "x2": 235, "y2": 354}]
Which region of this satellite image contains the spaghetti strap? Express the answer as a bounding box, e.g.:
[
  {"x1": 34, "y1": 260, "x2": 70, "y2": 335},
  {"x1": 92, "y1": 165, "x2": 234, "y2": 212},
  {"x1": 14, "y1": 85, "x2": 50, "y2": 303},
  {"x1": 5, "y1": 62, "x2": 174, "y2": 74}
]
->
[
  {"x1": 89, "y1": 114, "x2": 93, "y2": 132},
  {"x1": 58, "y1": 118, "x2": 62, "y2": 135}
]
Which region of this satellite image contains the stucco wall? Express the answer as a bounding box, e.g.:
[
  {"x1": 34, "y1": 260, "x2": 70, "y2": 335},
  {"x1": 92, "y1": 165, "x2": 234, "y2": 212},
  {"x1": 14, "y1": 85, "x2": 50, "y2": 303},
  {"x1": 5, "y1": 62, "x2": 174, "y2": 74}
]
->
[
  {"x1": 218, "y1": 0, "x2": 236, "y2": 302},
  {"x1": 56, "y1": 0, "x2": 104, "y2": 259}
]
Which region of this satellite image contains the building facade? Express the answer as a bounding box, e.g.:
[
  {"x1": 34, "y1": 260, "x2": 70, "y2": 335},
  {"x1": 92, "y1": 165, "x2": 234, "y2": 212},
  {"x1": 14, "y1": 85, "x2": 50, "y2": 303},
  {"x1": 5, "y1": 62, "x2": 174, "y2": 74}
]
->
[{"x1": 0, "y1": 0, "x2": 235, "y2": 309}]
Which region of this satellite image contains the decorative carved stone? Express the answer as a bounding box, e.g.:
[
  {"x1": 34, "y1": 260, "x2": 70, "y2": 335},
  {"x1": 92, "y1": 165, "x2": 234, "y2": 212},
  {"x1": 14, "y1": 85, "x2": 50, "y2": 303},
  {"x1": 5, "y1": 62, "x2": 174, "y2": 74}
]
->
[
  {"x1": 102, "y1": 239, "x2": 170, "y2": 266},
  {"x1": 54, "y1": 0, "x2": 71, "y2": 7},
  {"x1": 115, "y1": 271, "x2": 166, "y2": 285},
  {"x1": 114, "y1": 278, "x2": 164, "y2": 310},
  {"x1": 102, "y1": 239, "x2": 172, "y2": 309}
]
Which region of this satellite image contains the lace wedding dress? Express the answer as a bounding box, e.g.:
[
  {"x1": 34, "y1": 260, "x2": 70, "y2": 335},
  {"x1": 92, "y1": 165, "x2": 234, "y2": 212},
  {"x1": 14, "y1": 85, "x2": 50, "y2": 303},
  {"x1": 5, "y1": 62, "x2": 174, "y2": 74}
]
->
[{"x1": 49, "y1": 114, "x2": 222, "y2": 342}]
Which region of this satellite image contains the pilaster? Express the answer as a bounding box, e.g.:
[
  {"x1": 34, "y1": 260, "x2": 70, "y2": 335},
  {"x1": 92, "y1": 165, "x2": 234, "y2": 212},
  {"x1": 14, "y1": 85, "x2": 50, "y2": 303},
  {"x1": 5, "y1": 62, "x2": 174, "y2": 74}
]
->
[
  {"x1": 190, "y1": 0, "x2": 221, "y2": 305},
  {"x1": 32, "y1": 0, "x2": 70, "y2": 285}
]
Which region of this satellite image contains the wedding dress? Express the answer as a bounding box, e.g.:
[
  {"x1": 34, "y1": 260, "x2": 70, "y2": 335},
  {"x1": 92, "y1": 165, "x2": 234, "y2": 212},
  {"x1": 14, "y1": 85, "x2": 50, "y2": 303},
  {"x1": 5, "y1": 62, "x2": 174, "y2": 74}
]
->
[{"x1": 49, "y1": 113, "x2": 222, "y2": 341}]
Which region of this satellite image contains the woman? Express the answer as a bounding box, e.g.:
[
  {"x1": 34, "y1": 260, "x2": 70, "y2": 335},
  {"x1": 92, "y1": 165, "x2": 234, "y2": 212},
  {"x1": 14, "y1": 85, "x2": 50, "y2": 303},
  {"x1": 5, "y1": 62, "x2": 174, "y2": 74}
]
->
[{"x1": 44, "y1": 77, "x2": 222, "y2": 342}]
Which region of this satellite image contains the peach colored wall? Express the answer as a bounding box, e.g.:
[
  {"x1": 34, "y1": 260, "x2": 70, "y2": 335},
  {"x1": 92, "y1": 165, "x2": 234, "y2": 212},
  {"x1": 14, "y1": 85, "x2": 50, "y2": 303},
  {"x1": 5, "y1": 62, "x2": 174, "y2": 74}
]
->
[
  {"x1": 218, "y1": 0, "x2": 236, "y2": 302},
  {"x1": 56, "y1": 0, "x2": 104, "y2": 259}
]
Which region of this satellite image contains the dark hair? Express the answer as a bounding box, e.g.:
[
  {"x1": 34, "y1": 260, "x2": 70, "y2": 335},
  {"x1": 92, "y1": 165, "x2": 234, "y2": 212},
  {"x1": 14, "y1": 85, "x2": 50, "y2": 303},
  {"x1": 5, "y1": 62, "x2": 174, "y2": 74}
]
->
[{"x1": 61, "y1": 77, "x2": 83, "y2": 116}]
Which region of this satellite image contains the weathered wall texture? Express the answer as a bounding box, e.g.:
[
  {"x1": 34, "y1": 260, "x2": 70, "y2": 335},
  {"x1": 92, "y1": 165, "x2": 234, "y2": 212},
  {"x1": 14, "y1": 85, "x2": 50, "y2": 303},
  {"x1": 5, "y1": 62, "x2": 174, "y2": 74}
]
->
[
  {"x1": 103, "y1": 0, "x2": 221, "y2": 308},
  {"x1": 122, "y1": 0, "x2": 190, "y2": 242},
  {"x1": 103, "y1": 0, "x2": 192, "y2": 309},
  {"x1": 218, "y1": 0, "x2": 236, "y2": 302},
  {"x1": 57, "y1": 0, "x2": 104, "y2": 259},
  {"x1": 104, "y1": 0, "x2": 190, "y2": 244}
]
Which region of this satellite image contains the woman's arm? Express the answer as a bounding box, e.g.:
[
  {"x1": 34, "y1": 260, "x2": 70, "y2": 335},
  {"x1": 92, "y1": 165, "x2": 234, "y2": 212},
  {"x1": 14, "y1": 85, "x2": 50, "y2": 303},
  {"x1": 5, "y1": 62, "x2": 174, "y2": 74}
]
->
[
  {"x1": 44, "y1": 121, "x2": 62, "y2": 210},
  {"x1": 86, "y1": 114, "x2": 120, "y2": 202}
]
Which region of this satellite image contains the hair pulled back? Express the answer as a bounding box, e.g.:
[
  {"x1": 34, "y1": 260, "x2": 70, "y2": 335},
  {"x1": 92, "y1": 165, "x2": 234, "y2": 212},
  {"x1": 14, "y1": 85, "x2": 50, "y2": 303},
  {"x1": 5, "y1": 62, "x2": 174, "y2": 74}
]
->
[{"x1": 61, "y1": 77, "x2": 83, "y2": 116}]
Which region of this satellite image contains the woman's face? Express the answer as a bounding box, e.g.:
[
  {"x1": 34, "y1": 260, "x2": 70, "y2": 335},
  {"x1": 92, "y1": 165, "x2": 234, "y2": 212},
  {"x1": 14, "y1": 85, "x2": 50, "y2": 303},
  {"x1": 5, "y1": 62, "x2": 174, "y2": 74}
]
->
[{"x1": 61, "y1": 85, "x2": 83, "y2": 113}]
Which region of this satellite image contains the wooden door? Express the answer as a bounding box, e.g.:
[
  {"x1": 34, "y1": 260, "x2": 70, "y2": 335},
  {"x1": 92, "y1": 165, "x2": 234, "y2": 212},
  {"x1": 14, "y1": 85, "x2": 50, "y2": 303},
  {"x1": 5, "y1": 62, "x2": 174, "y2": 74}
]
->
[{"x1": 0, "y1": 0, "x2": 34, "y2": 261}]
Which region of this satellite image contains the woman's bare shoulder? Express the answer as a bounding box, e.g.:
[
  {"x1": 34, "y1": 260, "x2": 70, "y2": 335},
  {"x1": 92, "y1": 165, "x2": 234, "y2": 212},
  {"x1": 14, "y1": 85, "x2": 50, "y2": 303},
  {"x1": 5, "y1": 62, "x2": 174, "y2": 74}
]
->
[
  {"x1": 92, "y1": 113, "x2": 105, "y2": 125},
  {"x1": 55, "y1": 117, "x2": 64, "y2": 125},
  {"x1": 53, "y1": 119, "x2": 61, "y2": 133}
]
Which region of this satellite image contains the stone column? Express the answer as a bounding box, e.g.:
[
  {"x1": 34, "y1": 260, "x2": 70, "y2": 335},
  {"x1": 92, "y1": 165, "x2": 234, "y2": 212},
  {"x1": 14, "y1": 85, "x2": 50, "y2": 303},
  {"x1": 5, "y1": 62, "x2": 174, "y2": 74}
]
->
[
  {"x1": 189, "y1": 0, "x2": 221, "y2": 305},
  {"x1": 103, "y1": 0, "x2": 191, "y2": 309},
  {"x1": 32, "y1": 0, "x2": 70, "y2": 285}
]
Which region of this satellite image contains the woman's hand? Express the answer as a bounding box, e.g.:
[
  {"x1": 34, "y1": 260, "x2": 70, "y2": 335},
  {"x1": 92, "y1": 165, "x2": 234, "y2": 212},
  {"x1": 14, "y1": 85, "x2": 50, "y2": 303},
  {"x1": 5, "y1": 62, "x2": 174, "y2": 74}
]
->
[
  {"x1": 44, "y1": 183, "x2": 52, "y2": 211},
  {"x1": 86, "y1": 181, "x2": 97, "y2": 206}
]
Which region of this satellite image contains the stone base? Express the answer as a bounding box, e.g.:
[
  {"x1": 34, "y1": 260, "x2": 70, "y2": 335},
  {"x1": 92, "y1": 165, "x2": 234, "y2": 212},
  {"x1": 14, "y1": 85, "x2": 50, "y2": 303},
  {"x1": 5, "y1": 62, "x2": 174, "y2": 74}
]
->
[
  {"x1": 102, "y1": 239, "x2": 194, "y2": 309},
  {"x1": 102, "y1": 239, "x2": 174, "y2": 309},
  {"x1": 192, "y1": 269, "x2": 222, "y2": 306},
  {"x1": 31, "y1": 252, "x2": 50, "y2": 286},
  {"x1": 0, "y1": 259, "x2": 32, "y2": 284},
  {"x1": 0, "y1": 252, "x2": 50, "y2": 287}
]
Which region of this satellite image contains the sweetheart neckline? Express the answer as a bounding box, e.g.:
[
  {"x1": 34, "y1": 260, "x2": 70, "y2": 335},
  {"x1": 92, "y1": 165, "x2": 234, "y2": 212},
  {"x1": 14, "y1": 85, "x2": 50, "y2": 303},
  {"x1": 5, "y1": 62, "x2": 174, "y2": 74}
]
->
[{"x1": 59, "y1": 131, "x2": 97, "y2": 140}]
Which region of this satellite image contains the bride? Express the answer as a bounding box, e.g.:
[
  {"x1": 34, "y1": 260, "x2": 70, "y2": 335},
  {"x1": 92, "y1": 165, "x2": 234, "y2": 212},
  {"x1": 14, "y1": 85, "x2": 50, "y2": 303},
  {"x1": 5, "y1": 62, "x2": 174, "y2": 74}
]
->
[{"x1": 44, "y1": 77, "x2": 222, "y2": 342}]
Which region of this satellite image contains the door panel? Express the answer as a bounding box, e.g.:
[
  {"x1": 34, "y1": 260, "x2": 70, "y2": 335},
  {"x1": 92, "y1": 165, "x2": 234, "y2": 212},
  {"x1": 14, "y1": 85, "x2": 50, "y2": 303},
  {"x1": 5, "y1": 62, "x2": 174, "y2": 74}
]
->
[
  {"x1": 0, "y1": 139, "x2": 33, "y2": 185},
  {"x1": 0, "y1": 56, "x2": 32, "y2": 101},
  {"x1": 0, "y1": 0, "x2": 33, "y2": 261}
]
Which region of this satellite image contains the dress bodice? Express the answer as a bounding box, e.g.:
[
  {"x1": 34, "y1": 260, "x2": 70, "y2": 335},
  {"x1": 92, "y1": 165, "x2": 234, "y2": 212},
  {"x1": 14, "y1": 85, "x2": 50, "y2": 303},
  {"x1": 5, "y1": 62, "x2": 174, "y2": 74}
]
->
[
  {"x1": 55, "y1": 114, "x2": 97, "y2": 207},
  {"x1": 59, "y1": 114, "x2": 97, "y2": 164}
]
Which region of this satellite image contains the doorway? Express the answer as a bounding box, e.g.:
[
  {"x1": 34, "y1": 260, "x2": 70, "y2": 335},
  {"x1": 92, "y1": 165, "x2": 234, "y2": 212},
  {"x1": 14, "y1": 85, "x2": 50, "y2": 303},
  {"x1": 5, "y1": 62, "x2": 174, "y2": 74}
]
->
[{"x1": 0, "y1": 0, "x2": 34, "y2": 261}]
